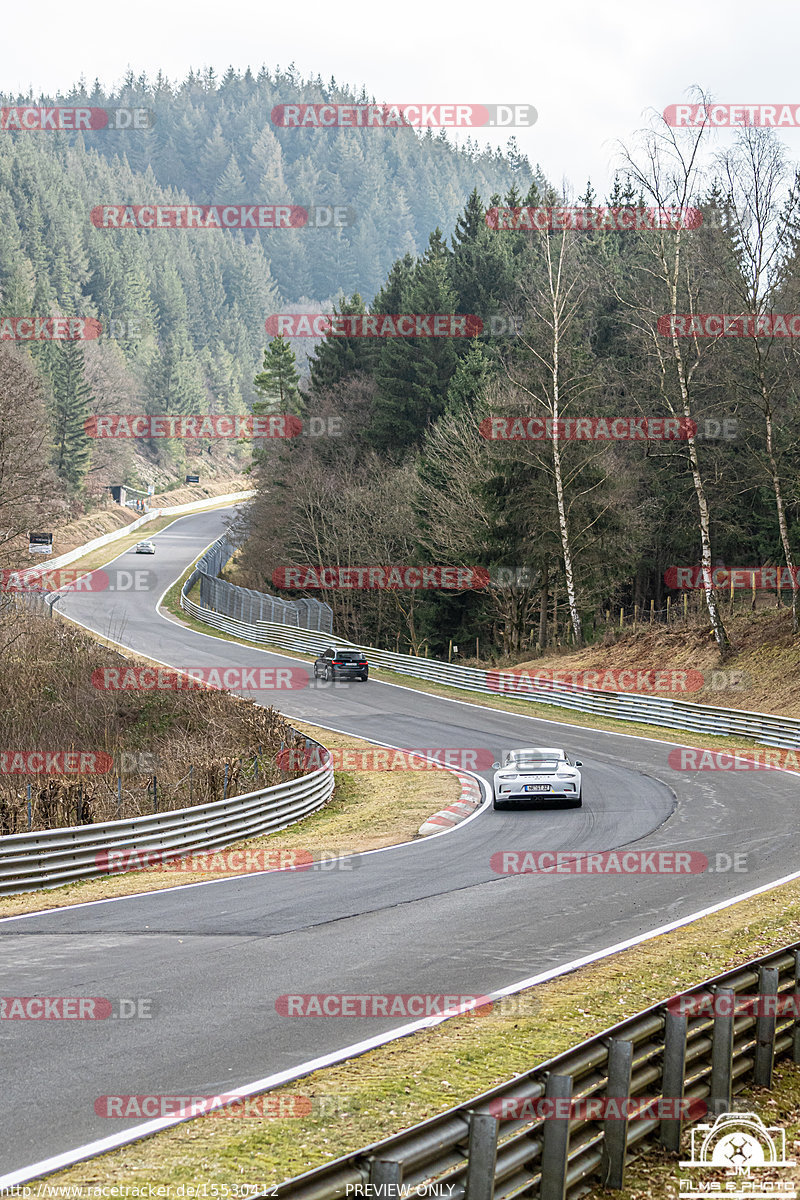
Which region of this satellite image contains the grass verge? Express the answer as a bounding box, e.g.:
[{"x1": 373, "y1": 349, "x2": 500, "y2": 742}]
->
[
  {"x1": 25, "y1": 525, "x2": 800, "y2": 1190},
  {"x1": 582, "y1": 1062, "x2": 800, "y2": 1199},
  {"x1": 33, "y1": 871, "x2": 800, "y2": 1190}
]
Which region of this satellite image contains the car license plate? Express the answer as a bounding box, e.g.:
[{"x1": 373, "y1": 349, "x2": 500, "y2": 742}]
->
[{"x1": 525, "y1": 784, "x2": 551, "y2": 792}]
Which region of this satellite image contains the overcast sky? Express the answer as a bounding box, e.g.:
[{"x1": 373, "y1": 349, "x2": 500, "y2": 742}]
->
[{"x1": 2, "y1": 0, "x2": 800, "y2": 194}]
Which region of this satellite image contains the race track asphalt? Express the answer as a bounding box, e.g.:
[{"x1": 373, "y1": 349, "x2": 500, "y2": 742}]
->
[{"x1": 2, "y1": 506, "x2": 798, "y2": 1176}]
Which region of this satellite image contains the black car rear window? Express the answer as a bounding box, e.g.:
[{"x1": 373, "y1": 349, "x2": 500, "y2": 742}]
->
[{"x1": 335, "y1": 652, "x2": 366, "y2": 661}]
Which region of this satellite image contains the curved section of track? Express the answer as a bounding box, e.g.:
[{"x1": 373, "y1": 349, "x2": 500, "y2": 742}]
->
[{"x1": 1, "y1": 507, "x2": 798, "y2": 1177}]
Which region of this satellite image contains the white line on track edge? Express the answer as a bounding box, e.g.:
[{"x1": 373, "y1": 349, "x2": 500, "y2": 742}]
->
[{"x1": 5, "y1": 505, "x2": 800, "y2": 1183}]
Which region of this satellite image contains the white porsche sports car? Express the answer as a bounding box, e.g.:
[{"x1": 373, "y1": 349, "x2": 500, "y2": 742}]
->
[{"x1": 492, "y1": 747, "x2": 583, "y2": 810}]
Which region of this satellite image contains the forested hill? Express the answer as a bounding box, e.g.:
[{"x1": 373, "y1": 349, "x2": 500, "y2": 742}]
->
[
  {"x1": 0, "y1": 68, "x2": 530, "y2": 302},
  {"x1": 0, "y1": 68, "x2": 529, "y2": 502}
]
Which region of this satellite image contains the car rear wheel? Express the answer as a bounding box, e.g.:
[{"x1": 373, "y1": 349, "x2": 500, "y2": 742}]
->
[
  {"x1": 359, "y1": 674, "x2": 368, "y2": 681},
  {"x1": 567, "y1": 792, "x2": 583, "y2": 807}
]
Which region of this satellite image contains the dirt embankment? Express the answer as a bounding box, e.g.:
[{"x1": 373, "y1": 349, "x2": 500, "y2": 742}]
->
[
  {"x1": 0, "y1": 613, "x2": 296, "y2": 834},
  {"x1": 49, "y1": 475, "x2": 250, "y2": 557},
  {"x1": 503, "y1": 609, "x2": 800, "y2": 719}
]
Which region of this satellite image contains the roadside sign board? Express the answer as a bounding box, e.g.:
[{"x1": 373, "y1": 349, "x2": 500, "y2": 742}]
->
[{"x1": 28, "y1": 532, "x2": 53, "y2": 555}]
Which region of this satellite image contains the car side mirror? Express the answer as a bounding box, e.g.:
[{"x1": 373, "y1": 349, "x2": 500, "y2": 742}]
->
[
  {"x1": 492, "y1": 762, "x2": 501, "y2": 770},
  {"x1": 574, "y1": 760, "x2": 582, "y2": 767}
]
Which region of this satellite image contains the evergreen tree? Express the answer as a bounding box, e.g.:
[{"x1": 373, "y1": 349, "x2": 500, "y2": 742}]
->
[
  {"x1": 369, "y1": 232, "x2": 463, "y2": 453},
  {"x1": 254, "y1": 336, "x2": 303, "y2": 416},
  {"x1": 50, "y1": 339, "x2": 92, "y2": 489},
  {"x1": 308, "y1": 293, "x2": 372, "y2": 394},
  {"x1": 446, "y1": 340, "x2": 493, "y2": 410}
]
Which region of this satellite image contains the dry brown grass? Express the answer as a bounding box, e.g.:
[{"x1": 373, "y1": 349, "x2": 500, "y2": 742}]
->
[
  {"x1": 46, "y1": 475, "x2": 250, "y2": 556},
  {"x1": 507, "y1": 608, "x2": 800, "y2": 719},
  {"x1": 0, "y1": 614, "x2": 297, "y2": 834},
  {"x1": 0, "y1": 719, "x2": 459, "y2": 917}
]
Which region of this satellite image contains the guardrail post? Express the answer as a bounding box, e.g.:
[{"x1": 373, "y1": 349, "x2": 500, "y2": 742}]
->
[
  {"x1": 369, "y1": 1158, "x2": 402, "y2": 1198},
  {"x1": 660, "y1": 1012, "x2": 688, "y2": 1151},
  {"x1": 710, "y1": 987, "x2": 735, "y2": 1115},
  {"x1": 754, "y1": 967, "x2": 779, "y2": 1087},
  {"x1": 601, "y1": 1039, "x2": 633, "y2": 1188},
  {"x1": 540, "y1": 1073, "x2": 572, "y2": 1200},
  {"x1": 794, "y1": 952, "x2": 800, "y2": 1064},
  {"x1": 465, "y1": 1111, "x2": 498, "y2": 1200}
]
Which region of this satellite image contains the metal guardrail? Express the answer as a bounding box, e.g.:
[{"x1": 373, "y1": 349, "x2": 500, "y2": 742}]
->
[
  {"x1": 275, "y1": 943, "x2": 800, "y2": 1200},
  {"x1": 179, "y1": 598, "x2": 800, "y2": 752},
  {"x1": 20, "y1": 489, "x2": 256, "y2": 575},
  {"x1": 0, "y1": 738, "x2": 334, "y2": 895},
  {"x1": 190, "y1": 535, "x2": 333, "y2": 632}
]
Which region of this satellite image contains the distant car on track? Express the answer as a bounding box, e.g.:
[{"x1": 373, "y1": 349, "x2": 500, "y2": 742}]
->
[
  {"x1": 313, "y1": 646, "x2": 369, "y2": 682},
  {"x1": 133, "y1": 541, "x2": 156, "y2": 554},
  {"x1": 492, "y1": 747, "x2": 583, "y2": 810}
]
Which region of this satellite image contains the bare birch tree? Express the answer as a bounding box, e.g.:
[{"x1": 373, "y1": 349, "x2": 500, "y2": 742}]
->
[
  {"x1": 618, "y1": 95, "x2": 731, "y2": 657},
  {"x1": 717, "y1": 125, "x2": 800, "y2": 633},
  {"x1": 501, "y1": 213, "x2": 618, "y2": 647}
]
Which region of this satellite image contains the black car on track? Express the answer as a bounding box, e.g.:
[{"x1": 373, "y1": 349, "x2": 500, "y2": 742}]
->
[{"x1": 313, "y1": 646, "x2": 369, "y2": 682}]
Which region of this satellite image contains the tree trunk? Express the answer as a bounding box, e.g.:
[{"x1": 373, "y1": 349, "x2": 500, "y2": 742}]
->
[
  {"x1": 664, "y1": 235, "x2": 730, "y2": 659},
  {"x1": 539, "y1": 562, "x2": 549, "y2": 650},
  {"x1": 761, "y1": 384, "x2": 798, "y2": 635},
  {"x1": 550, "y1": 281, "x2": 583, "y2": 646}
]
